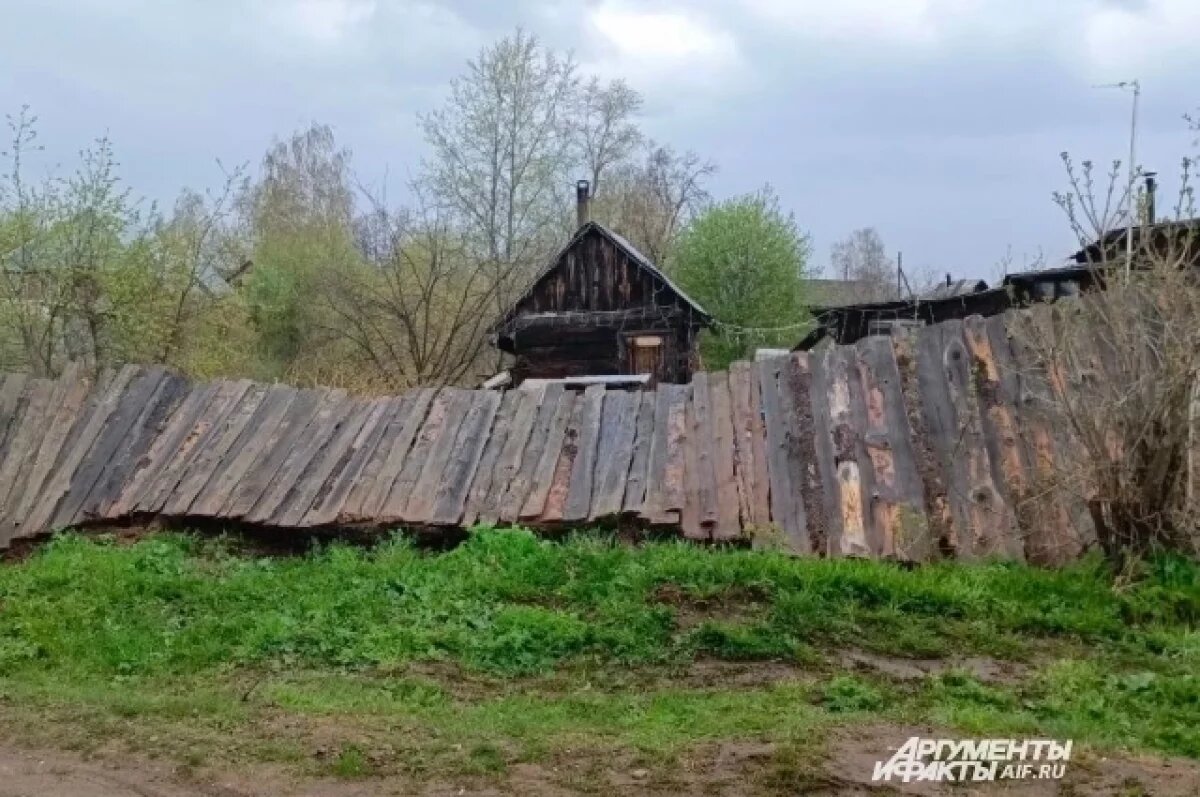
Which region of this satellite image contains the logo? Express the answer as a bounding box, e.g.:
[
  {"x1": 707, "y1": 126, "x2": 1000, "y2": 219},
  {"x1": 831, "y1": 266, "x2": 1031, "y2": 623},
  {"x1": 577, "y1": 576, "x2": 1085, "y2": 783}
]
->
[{"x1": 872, "y1": 737, "x2": 1072, "y2": 783}]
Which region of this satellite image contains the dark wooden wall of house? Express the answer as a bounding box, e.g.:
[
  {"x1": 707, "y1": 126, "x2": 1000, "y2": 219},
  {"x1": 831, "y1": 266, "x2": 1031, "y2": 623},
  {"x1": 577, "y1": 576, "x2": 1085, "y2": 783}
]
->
[{"x1": 503, "y1": 230, "x2": 702, "y2": 383}]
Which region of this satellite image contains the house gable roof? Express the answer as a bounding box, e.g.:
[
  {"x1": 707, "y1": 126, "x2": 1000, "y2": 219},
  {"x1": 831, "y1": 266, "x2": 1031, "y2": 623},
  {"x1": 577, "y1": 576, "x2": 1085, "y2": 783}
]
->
[{"x1": 491, "y1": 221, "x2": 713, "y2": 333}]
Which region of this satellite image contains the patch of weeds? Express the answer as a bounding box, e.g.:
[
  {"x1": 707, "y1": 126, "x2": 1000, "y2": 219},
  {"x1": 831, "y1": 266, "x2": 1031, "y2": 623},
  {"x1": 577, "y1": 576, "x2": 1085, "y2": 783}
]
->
[
  {"x1": 463, "y1": 743, "x2": 508, "y2": 775},
  {"x1": 329, "y1": 745, "x2": 372, "y2": 778},
  {"x1": 820, "y1": 676, "x2": 884, "y2": 713}
]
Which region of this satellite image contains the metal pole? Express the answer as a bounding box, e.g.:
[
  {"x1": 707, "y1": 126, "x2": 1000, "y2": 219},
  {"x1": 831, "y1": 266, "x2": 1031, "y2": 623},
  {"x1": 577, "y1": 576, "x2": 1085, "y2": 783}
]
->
[{"x1": 1125, "y1": 80, "x2": 1140, "y2": 278}]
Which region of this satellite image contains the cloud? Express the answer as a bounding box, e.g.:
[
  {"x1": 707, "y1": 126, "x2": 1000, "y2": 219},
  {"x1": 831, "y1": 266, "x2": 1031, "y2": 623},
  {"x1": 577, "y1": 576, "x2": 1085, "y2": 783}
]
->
[
  {"x1": 584, "y1": 2, "x2": 740, "y2": 89},
  {"x1": 259, "y1": 0, "x2": 377, "y2": 47}
]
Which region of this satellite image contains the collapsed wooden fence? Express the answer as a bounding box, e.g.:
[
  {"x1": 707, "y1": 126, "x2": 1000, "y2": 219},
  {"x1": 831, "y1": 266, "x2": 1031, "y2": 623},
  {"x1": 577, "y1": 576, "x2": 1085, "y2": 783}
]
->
[{"x1": 0, "y1": 311, "x2": 1098, "y2": 563}]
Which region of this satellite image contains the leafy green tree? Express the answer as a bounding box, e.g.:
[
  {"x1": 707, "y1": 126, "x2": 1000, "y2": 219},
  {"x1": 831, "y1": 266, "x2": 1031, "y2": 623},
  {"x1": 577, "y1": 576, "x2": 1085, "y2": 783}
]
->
[{"x1": 671, "y1": 187, "x2": 810, "y2": 369}]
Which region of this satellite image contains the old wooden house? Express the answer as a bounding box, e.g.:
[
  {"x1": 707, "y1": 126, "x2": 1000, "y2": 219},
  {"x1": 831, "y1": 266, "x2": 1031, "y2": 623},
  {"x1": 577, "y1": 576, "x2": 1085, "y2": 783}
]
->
[{"x1": 490, "y1": 182, "x2": 712, "y2": 386}]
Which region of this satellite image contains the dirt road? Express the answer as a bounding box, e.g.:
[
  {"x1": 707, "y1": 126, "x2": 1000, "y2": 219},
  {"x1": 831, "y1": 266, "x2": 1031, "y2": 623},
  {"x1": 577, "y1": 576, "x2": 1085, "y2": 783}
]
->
[{"x1": 3, "y1": 730, "x2": 1199, "y2": 797}]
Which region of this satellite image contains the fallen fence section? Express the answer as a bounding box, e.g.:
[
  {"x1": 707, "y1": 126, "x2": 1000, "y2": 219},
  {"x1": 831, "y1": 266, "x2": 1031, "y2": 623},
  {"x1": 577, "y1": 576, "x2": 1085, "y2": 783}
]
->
[{"x1": 0, "y1": 311, "x2": 1097, "y2": 564}]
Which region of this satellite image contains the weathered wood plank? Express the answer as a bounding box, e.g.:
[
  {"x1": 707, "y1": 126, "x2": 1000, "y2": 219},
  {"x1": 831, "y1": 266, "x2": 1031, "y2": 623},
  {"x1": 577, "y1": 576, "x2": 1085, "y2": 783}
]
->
[
  {"x1": 134, "y1": 378, "x2": 252, "y2": 514},
  {"x1": 929, "y1": 320, "x2": 1021, "y2": 559},
  {"x1": 729, "y1": 361, "x2": 769, "y2": 529},
  {"x1": 402, "y1": 390, "x2": 473, "y2": 524},
  {"x1": 758, "y1": 357, "x2": 805, "y2": 550},
  {"x1": 83, "y1": 371, "x2": 191, "y2": 522},
  {"x1": 643, "y1": 385, "x2": 688, "y2": 524},
  {"x1": 620, "y1": 391, "x2": 656, "y2": 516},
  {"x1": 680, "y1": 395, "x2": 705, "y2": 540},
  {"x1": 541, "y1": 393, "x2": 586, "y2": 523},
  {"x1": 164, "y1": 384, "x2": 270, "y2": 517},
  {"x1": 0, "y1": 374, "x2": 29, "y2": 458},
  {"x1": 20, "y1": 366, "x2": 137, "y2": 534},
  {"x1": 430, "y1": 391, "x2": 502, "y2": 525},
  {"x1": 278, "y1": 398, "x2": 376, "y2": 528},
  {"x1": 190, "y1": 385, "x2": 298, "y2": 518},
  {"x1": 477, "y1": 388, "x2": 545, "y2": 526},
  {"x1": 6, "y1": 363, "x2": 92, "y2": 528},
  {"x1": 856, "y1": 336, "x2": 931, "y2": 561},
  {"x1": 769, "y1": 355, "x2": 814, "y2": 553},
  {"x1": 893, "y1": 331, "x2": 954, "y2": 558},
  {"x1": 462, "y1": 391, "x2": 520, "y2": 527},
  {"x1": 223, "y1": 389, "x2": 324, "y2": 519},
  {"x1": 708, "y1": 372, "x2": 741, "y2": 541},
  {"x1": 690, "y1": 372, "x2": 719, "y2": 529},
  {"x1": 381, "y1": 390, "x2": 453, "y2": 522},
  {"x1": 308, "y1": 397, "x2": 398, "y2": 527},
  {"x1": 110, "y1": 383, "x2": 218, "y2": 516},
  {"x1": 562, "y1": 384, "x2": 605, "y2": 522},
  {"x1": 0, "y1": 378, "x2": 55, "y2": 514},
  {"x1": 54, "y1": 367, "x2": 173, "y2": 528},
  {"x1": 246, "y1": 389, "x2": 349, "y2": 525},
  {"x1": 499, "y1": 383, "x2": 565, "y2": 523},
  {"x1": 356, "y1": 388, "x2": 436, "y2": 520},
  {"x1": 339, "y1": 393, "x2": 414, "y2": 522},
  {"x1": 590, "y1": 391, "x2": 638, "y2": 520},
  {"x1": 275, "y1": 398, "x2": 376, "y2": 527},
  {"x1": 519, "y1": 388, "x2": 576, "y2": 520}
]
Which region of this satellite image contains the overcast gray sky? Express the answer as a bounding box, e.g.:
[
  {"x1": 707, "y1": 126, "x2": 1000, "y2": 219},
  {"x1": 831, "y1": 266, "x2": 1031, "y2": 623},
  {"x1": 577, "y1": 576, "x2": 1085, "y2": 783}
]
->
[{"x1": 2, "y1": 0, "x2": 1196, "y2": 280}]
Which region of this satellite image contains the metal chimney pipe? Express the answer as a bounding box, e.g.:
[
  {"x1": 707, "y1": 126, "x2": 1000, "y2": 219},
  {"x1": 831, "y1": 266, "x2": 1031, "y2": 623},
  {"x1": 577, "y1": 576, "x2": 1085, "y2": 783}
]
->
[
  {"x1": 1144, "y1": 171, "x2": 1157, "y2": 224},
  {"x1": 576, "y1": 180, "x2": 591, "y2": 228}
]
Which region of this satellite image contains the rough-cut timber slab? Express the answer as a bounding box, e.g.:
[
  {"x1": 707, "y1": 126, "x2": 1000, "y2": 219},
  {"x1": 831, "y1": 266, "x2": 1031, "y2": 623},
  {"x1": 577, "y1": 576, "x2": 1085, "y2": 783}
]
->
[
  {"x1": 403, "y1": 390, "x2": 472, "y2": 523},
  {"x1": 191, "y1": 385, "x2": 298, "y2": 519},
  {"x1": 500, "y1": 383, "x2": 564, "y2": 523},
  {"x1": 562, "y1": 385, "x2": 605, "y2": 522},
  {"x1": 223, "y1": 389, "x2": 322, "y2": 519},
  {"x1": 520, "y1": 388, "x2": 576, "y2": 520},
  {"x1": 475, "y1": 388, "x2": 542, "y2": 526},
  {"x1": 590, "y1": 391, "x2": 638, "y2": 520},
  {"x1": 856, "y1": 336, "x2": 931, "y2": 561},
  {"x1": 708, "y1": 371, "x2": 741, "y2": 541},
  {"x1": 758, "y1": 356, "x2": 810, "y2": 552},
  {"x1": 309, "y1": 397, "x2": 397, "y2": 527},
  {"x1": 729, "y1": 361, "x2": 769, "y2": 530},
  {"x1": 164, "y1": 383, "x2": 270, "y2": 517},
  {"x1": 276, "y1": 398, "x2": 375, "y2": 527},
  {"x1": 350, "y1": 389, "x2": 433, "y2": 521},
  {"x1": 690, "y1": 372, "x2": 719, "y2": 530},
  {"x1": 431, "y1": 391, "x2": 503, "y2": 525},
  {"x1": 620, "y1": 391, "x2": 656, "y2": 516}
]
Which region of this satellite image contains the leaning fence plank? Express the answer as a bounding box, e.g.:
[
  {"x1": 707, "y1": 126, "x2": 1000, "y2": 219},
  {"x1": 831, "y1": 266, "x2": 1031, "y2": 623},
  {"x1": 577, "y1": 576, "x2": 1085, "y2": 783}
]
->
[
  {"x1": 275, "y1": 398, "x2": 376, "y2": 527},
  {"x1": 690, "y1": 372, "x2": 719, "y2": 529},
  {"x1": 246, "y1": 390, "x2": 349, "y2": 525},
  {"x1": 191, "y1": 385, "x2": 298, "y2": 518},
  {"x1": 431, "y1": 390, "x2": 502, "y2": 525},
  {"x1": 708, "y1": 372, "x2": 741, "y2": 541},
  {"x1": 500, "y1": 383, "x2": 564, "y2": 523},
  {"x1": 382, "y1": 390, "x2": 453, "y2": 522},
  {"x1": 590, "y1": 391, "x2": 638, "y2": 520},
  {"x1": 562, "y1": 384, "x2": 605, "y2": 522},
  {"x1": 24, "y1": 366, "x2": 138, "y2": 533},
  {"x1": 620, "y1": 391, "x2": 657, "y2": 516},
  {"x1": 478, "y1": 387, "x2": 545, "y2": 525},
  {"x1": 223, "y1": 389, "x2": 324, "y2": 519},
  {"x1": 308, "y1": 397, "x2": 397, "y2": 527},
  {"x1": 520, "y1": 389, "x2": 576, "y2": 520},
  {"x1": 462, "y1": 391, "x2": 520, "y2": 527},
  {"x1": 402, "y1": 390, "x2": 473, "y2": 524},
  {"x1": 356, "y1": 388, "x2": 436, "y2": 520},
  {"x1": 164, "y1": 384, "x2": 270, "y2": 516}
]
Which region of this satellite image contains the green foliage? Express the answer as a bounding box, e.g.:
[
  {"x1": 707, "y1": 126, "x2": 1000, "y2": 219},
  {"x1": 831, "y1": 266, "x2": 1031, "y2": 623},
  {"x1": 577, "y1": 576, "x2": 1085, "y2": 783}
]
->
[
  {"x1": 1, "y1": 529, "x2": 1199, "y2": 763},
  {"x1": 672, "y1": 187, "x2": 811, "y2": 369}
]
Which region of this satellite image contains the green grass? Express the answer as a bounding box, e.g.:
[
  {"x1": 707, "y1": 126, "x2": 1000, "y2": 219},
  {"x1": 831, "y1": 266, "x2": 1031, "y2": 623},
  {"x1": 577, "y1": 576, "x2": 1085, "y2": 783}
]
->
[{"x1": 0, "y1": 527, "x2": 1197, "y2": 781}]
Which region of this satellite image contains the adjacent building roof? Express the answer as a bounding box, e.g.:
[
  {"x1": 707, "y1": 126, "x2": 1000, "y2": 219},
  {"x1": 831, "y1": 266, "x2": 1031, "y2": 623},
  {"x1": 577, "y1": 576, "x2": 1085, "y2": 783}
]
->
[{"x1": 804, "y1": 278, "x2": 897, "y2": 308}]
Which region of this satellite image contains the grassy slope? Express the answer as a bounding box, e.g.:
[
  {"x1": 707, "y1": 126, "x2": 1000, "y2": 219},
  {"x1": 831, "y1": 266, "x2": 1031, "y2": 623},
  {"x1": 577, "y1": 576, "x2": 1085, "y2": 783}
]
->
[{"x1": 0, "y1": 529, "x2": 1197, "y2": 785}]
